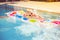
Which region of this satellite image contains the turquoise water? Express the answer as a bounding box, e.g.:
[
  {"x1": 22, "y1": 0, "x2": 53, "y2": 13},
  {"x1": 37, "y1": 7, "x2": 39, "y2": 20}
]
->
[
  {"x1": 0, "y1": 4, "x2": 60, "y2": 40},
  {"x1": 0, "y1": 18, "x2": 60, "y2": 40},
  {"x1": 0, "y1": 18, "x2": 32, "y2": 40},
  {"x1": 0, "y1": 4, "x2": 32, "y2": 40},
  {"x1": 0, "y1": 4, "x2": 14, "y2": 16}
]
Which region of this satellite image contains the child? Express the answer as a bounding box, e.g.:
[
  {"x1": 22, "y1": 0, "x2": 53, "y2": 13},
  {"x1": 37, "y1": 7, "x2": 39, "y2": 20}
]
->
[{"x1": 23, "y1": 11, "x2": 44, "y2": 22}]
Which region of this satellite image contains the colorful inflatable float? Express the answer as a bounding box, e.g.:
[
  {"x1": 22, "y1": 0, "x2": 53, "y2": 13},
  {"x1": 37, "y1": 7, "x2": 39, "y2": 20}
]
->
[
  {"x1": 6, "y1": 8, "x2": 60, "y2": 28},
  {"x1": 6, "y1": 10, "x2": 44, "y2": 23}
]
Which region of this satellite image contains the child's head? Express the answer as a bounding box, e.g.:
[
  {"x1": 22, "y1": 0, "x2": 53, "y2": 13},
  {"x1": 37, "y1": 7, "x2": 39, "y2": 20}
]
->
[{"x1": 23, "y1": 11, "x2": 36, "y2": 19}]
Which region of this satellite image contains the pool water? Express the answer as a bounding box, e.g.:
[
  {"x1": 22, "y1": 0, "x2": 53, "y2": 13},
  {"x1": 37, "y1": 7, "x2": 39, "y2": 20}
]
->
[
  {"x1": 0, "y1": 4, "x2": 14, "y2": 16},
  {"x1": 0, "y1": 4, "x2": 28, "y2": 40},
  {"x1": 0, "y1": 17, "x2": 60, "y2": 40},
  {"x1": 0, "y1": 4, "x2": 60, "y2": 40},
  {"x1": 0, "y1": 18, "x2": 32, "y2": 40},
  {"x1": 0, "y1": 4, "x2": 32, "y2": 40}
]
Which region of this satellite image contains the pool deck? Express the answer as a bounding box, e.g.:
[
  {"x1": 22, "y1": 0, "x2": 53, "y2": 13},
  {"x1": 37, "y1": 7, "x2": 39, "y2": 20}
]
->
[{"x1": 0, "y1": 1, "x2": 60, "y2": 13}]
